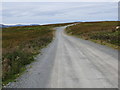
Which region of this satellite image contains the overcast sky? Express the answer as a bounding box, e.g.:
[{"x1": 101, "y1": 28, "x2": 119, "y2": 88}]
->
[
  {"x1": 2, "y1": 0, "x2": 120, "y2": 2},
  {"x1": 2, "y1": 2, "x2": 118, "y2": 25}
]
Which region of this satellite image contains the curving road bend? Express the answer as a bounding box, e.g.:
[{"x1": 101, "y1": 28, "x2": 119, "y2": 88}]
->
[{"x1": 6, "y1": 26, "x2": 118, "y2": 88}]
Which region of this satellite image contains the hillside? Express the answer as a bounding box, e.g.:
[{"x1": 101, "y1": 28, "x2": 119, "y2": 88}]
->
[{"x1": 65, "y1": 21, "x2": 120, "y2": 49}]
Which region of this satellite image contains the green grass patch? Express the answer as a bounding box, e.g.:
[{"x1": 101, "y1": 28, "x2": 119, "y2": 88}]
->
[{"x1": 2, "y1": 67, "x2": 26, "y2": 86}]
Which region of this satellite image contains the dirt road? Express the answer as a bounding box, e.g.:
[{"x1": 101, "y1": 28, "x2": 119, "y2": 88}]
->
[{"x1": 6, "y1": 26, "x2": 118, "y2": 88}]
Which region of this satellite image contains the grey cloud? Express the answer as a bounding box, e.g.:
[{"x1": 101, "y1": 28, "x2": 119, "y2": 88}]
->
[{"x1": 2, "y1": 2, "x2": 118, "y2": 24}]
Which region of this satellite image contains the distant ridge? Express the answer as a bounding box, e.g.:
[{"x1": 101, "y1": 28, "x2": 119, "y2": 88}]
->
[{"x1": 0, "y1": 24, "x2": 40, "y2": 28}]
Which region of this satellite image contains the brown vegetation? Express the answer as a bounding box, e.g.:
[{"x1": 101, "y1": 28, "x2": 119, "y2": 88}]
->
[
  {"x1": 2, "y1": 25, "x2": 54, "y2": 84},
  {"x1": 66, "y1": 21, "x2": 120, "y2": 49}
]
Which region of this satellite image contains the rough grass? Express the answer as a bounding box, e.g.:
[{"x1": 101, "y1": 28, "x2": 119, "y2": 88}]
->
[
  {"x1": 65, "y1": 21, "x2": 120, "y2": 49},
  {"x1": 2, "y1": 25, "x2": 54, "y2": 85}
]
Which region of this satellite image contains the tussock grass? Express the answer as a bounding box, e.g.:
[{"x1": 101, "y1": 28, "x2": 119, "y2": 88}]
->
[
  {"x1": 2, "y1": 25, "x2": 54, "y2": 85},
  {"x1": 66, "y1": 21, "x2": 120, "y2": 49}
]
